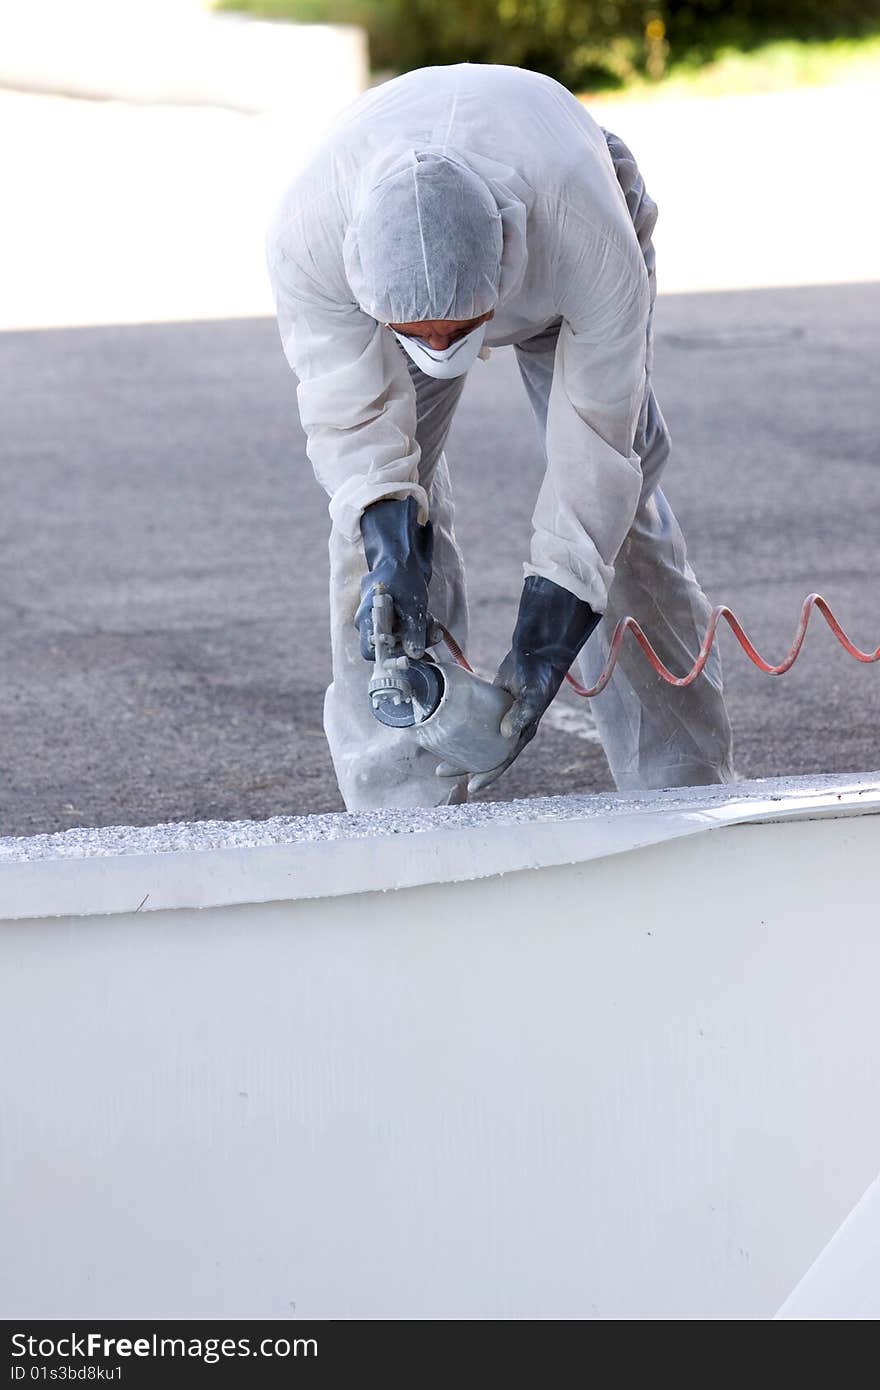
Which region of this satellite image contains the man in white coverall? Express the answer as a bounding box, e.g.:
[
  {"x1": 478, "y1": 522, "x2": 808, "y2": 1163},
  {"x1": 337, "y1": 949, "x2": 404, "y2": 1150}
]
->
[{"x1": 267, "y1": 63, "x2": 735, "y2": 810}]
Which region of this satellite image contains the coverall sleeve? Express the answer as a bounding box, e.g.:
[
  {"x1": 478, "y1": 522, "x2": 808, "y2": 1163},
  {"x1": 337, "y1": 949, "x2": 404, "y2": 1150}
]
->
[
  {"x1": 526, "y1": 201, "x2": 651, "y2": 613},
  {"x1": 267, "y1": 229, "x2": 426, "y2": 540}
]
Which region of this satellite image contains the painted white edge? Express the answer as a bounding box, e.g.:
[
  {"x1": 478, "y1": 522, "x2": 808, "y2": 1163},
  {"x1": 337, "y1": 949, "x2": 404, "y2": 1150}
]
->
[
  {"x1": 775, "y1": 1171, "x2": 880, "y2": 1319},
  {"x1": 2, "y1": 773, "x2": 878, "y2": 922}
]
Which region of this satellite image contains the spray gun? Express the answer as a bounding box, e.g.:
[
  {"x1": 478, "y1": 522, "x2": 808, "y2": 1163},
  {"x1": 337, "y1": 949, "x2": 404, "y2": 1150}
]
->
[
  {"x1": 367, "y1": 583, "x2": 517, "y2": 773},
  {"x1": 370, "y1": 583, "x2": 880, "y2": 768}
]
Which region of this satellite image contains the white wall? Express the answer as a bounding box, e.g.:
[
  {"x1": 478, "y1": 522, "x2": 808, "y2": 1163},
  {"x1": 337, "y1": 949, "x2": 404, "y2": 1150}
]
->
[
  {"x1": 0, "y1": 2, "x2": 368, "y2": 116},
  {"x1": 2, "y1": 780, "x2": 880, "y2": 1319},
  {"x1": 0, "y1": 4, "x2": 368, "y2": 330}
]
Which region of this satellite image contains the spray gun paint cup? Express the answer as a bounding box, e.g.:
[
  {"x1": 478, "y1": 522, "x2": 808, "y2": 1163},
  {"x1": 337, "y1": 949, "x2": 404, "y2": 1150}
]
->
[
  {"x1": 366, "y1": 584, "x2": 517, "y2": 774},
  {"x1": 411, "y1": 661, "x2": 517, "y2": 774}
]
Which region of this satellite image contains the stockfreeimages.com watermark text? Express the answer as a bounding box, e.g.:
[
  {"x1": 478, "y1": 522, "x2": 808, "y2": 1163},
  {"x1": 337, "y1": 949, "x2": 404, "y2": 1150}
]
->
[{"x1": 10, "y1": 1332, "x2": 317, "y2": 1370}]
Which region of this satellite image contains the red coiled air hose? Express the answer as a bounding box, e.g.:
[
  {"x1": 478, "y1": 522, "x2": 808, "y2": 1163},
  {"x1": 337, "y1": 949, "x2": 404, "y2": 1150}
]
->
[{"x1": 439, "y1": 593, "x2": 880, "y2": 698}]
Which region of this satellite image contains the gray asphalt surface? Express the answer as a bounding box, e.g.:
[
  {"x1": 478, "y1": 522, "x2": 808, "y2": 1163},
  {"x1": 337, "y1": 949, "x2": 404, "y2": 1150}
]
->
[{"x1": 2, "y1": 282, "x2": 878, "y2": 836}]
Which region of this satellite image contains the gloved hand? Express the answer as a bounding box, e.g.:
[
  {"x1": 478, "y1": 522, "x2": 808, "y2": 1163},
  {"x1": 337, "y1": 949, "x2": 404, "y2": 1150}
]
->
[
  {"x1": 437, "y1": 575, "x2": 600, "y2": 792},
  {"x1": 355, "y1": 496, "x2": 434, "y2": 660}
]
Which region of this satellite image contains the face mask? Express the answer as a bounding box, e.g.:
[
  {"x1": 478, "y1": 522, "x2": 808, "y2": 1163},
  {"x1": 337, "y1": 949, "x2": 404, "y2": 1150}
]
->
[{"x1": 391, "y1": 322, "x2": 488, "y2": 379}]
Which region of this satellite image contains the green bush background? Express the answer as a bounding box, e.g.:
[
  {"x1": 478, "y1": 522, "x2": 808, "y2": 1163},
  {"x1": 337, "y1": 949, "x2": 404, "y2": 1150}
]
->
[{"x1": 216, "y1": 0, "x2": 880, "y2": 89}]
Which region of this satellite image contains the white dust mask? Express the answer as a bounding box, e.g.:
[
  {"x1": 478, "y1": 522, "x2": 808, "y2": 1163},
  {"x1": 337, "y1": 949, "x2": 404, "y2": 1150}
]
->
[{"x1": 392, "y1": 322, "x2": 488, "y2": 379}]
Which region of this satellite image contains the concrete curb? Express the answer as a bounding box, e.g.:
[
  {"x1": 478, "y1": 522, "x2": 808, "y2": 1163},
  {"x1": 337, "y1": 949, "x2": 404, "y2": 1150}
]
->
[{"x1": 2, "y1": 772, "x2": 878, "y2": 920}]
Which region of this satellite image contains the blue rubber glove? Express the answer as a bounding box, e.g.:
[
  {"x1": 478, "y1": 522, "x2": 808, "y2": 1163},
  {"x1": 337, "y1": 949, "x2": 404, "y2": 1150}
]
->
[
  {"x1": 438, "y1": 575, "x2": 600, "y2": 792},
  {"x1": 355, "y1": 497, "x2": 434, "y2": 660}
]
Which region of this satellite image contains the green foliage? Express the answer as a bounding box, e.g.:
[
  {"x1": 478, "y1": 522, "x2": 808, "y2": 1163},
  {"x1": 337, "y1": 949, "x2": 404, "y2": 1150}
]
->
[
  {"x1": 216, "y1": 0, "x2": 880, "y2": 90},
  {"x1": 608, "y1": 34, "x2": 880, "y2": 101}
]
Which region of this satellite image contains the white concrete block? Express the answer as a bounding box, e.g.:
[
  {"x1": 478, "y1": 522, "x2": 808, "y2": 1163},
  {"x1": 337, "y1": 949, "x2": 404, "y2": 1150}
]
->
[
  {"x1": 2, "y1": 774, "x2": 879, "y2": 1318},
  {"x1": 776, "y1": 1173, "x2": 880, "y2": 1319}
]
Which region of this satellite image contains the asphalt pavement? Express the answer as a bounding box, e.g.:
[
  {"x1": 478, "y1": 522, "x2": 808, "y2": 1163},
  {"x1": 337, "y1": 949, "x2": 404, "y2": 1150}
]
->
[{"x1": 2, "y1": 281, "x2": 878, "y2": 835}]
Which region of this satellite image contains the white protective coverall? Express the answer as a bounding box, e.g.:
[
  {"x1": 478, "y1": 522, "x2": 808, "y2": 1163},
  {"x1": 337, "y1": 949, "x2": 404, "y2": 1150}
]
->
[{"x1": 267, "y1": 63, "x2": 735, "y2": 808}]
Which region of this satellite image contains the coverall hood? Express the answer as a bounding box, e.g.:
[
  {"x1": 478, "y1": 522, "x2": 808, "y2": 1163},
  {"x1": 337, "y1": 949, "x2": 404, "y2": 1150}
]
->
[{"x1": 344, "y1": 148, "x2": 529, "y2": 324}]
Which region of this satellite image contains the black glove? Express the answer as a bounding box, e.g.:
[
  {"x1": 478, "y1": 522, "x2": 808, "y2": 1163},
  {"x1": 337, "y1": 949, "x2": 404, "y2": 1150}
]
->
[
  {"x1": 449, "y1": 575, "x2": 600, "y2": 793},
  {"x1": 355, "y1": 497, "x2": 434, "y2": 661}
]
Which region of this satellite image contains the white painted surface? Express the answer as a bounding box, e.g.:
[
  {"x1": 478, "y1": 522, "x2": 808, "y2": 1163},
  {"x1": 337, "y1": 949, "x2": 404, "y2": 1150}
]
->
[
  {"x1": 2, "y1": 773, "x2": 877, "y2": 921},
  {"x1": 776, "y1": 1173, "x2": 880, "y2": 1319},
  {"x1": 1, "y1": 775, "x2": 879, "y2": 1318}
]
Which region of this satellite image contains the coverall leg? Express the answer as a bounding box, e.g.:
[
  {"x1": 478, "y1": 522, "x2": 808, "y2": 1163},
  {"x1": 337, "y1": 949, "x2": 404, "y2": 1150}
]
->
[
  {"x1": 515, "y1": 130, "x2": 735, "y2": 790},
  {"x1": 323, "y1": 364, "x2": 471, "y2": 810}
]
